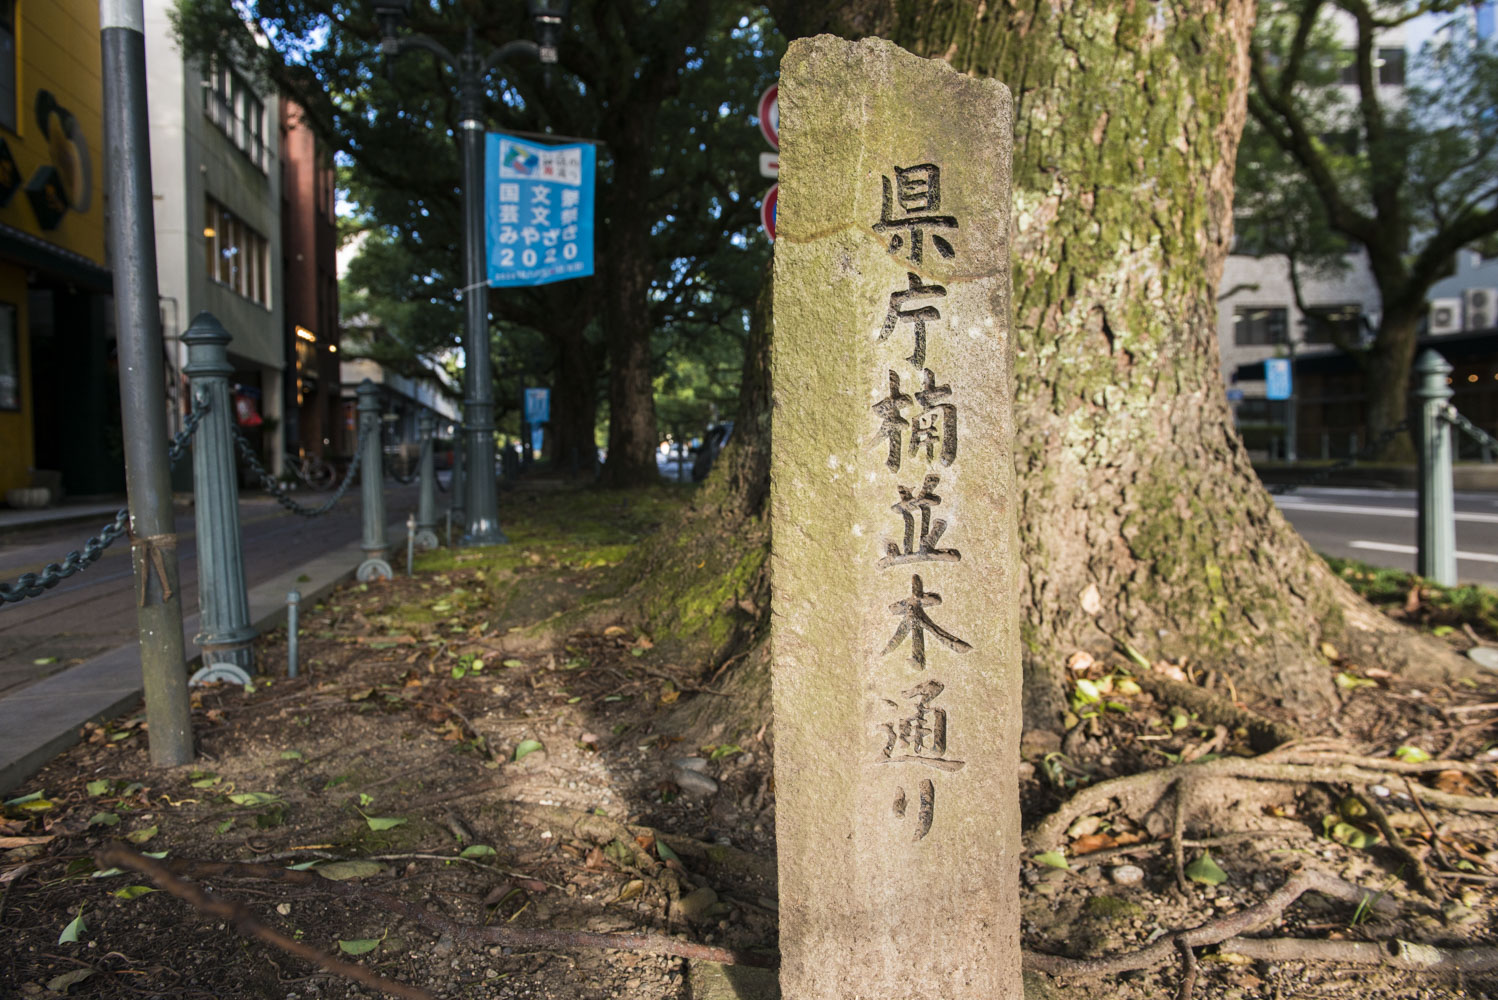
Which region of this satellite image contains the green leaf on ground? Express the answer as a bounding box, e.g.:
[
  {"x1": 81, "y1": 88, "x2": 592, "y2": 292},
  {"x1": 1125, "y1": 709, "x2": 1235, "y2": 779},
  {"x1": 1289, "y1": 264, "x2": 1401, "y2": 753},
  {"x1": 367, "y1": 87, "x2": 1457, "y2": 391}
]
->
[
  {"x1": 317, "y1": 860, "x2": 383, "y2": 881},
  {"x1": 125, "y1": 825, "x2": 158, "y2": 845},
  {"x1": 280, "y1": 750, "x2": 304, "y2": 761},
  {"x1": 337, "y1": 937, "x2": 381, "y2": 956},
  {"x1": 364, "y1": 816, "x2": 406, "y2": 832},
  {"x1": 460, "y1": 845, "x2": 497, "y2": 859},
  {"x1": 45, "y1": 968, "x2": 94, "y2": 992},
  {"x1": 32, "y1": 656, "x2": 57, "y2": 665},
  {"x1": 216, "y1": 818, "x2": 235, "y2": 835},
  {"x1": 1394, "y1": 745, "x2": 1431, "y2": 763},
  {"x1": 85, "y1": 780, "x2": 110, "y2": 797},
  {"x1": 191, "y1": 776, "x2": 221, "y2": 788},
  {"x1": 87, "y1": 812, "x2": 119, "y2": 828},
  {"x1": 111, "y1": 885, "x2": 157, "y2": 900},
  {"x1": 502, "y1": 659, "x2": 524, "y2": 668},
  {"x1": 57, "y1": 906, "x2": 85, "y2": 944},
  {"x1": 1335, "y1": 671, "x2": 1378, "y2": 691},
  {"x1": 227, "y1": 792, "x2": 280, "y2": 807},
  {"x1": 286, "y1": 860, "x2": 321, "y2": 871},
  {"x1": 1032, "y1": 851, "x2": 1070, "y2": 870},
  {"x1": 656, "y1": 840, "x2": 679, "y2": 862},
  {"x1": 513, "y1": 739, "x2": 544, "y2": 762},
  {"x1": 709, "y1": 744, "x2": 744, "y2": 761},
  {"x1": 1185, "y1": 851, "x2": 1229, "y2": 886},
  {"x1": 358, "y1": 793, "x2": 374, "y2": 808}
]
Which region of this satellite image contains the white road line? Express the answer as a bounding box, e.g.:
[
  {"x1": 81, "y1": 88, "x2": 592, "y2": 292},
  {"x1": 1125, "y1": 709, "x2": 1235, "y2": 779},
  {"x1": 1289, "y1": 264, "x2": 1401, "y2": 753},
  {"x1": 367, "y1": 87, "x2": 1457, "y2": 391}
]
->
[
  {"x1": 1274, "y1": 500, "x2": 1498, "y2": 524},
  {"x1": 1349, "y1": 540, "x2": 1498, "y2": 564}
]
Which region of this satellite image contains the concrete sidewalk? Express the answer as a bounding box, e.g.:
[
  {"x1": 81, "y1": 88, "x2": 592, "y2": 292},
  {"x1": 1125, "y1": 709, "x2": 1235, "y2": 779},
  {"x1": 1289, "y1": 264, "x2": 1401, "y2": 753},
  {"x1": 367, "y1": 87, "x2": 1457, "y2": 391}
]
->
[
  {"x1": 0, "y1": 499, "x2": 130, "y2": 539},
  {"x1": 0, "y1": 520, "x2": 408, "y2": 795}
]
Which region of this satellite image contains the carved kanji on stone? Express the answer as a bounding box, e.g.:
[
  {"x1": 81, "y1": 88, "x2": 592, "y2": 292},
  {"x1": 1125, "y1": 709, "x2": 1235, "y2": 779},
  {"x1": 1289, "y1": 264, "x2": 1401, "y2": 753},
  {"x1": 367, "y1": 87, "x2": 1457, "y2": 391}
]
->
[{"x1": 882, "y1": 573, "x2": 972, "y2": 669}]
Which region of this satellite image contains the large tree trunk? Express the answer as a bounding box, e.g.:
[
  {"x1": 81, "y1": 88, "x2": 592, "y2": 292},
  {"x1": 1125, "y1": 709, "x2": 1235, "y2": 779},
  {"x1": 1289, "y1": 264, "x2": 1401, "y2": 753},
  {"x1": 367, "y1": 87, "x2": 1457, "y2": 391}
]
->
[
  {"x1": 549, "y1": 323, "x2": 600, "y2": 476},
  {"x1": 598, "y1": 121, "x2": 663, "y2": 487},
  {"x1": 729, "y1": 0, "x2": 1468, "y2": 732},
  {"x1": 1364, "y1": 306, "x2": 1422, "y2": 462}
]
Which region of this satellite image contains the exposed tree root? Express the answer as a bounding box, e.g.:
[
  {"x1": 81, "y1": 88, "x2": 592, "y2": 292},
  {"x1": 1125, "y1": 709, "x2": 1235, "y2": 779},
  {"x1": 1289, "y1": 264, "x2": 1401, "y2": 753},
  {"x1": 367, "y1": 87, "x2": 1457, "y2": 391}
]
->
[
  {"x1": 1023, "y1": 868, "x2": 1394, "y2": 980},
  {"x1": 97, "y1": 843, "x2": 777, "y2": 978},
  {"x1": 1218, "y1": 936, "x2": 1498, "y2": 973},
  {"x1": 1030, "y1": 754, "x2": 1498, "y2": 851},
  {"x1": 1352, "y1": 787, "x2": 1441, "y2": 900}
]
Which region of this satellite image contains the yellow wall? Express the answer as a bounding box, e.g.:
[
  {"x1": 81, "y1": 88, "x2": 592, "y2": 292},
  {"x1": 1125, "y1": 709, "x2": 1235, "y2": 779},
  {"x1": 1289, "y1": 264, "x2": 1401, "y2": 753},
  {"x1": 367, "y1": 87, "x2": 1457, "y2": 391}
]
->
[
  {"x1": 0, "y1": 0, "x2": 105, "y2": 493},
  {"x1": 0, "y1": 265, "x2": 30, "y2": 492},
  {"x1": 1, "y1": 0, "x2": 106, "y2": 263}
]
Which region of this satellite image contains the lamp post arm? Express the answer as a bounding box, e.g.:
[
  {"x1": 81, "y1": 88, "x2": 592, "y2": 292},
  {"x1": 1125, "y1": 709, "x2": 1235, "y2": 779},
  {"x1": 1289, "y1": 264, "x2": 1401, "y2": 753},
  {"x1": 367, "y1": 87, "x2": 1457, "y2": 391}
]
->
[
  {"x1": 391, "y1": 33, "x2": 460, "y2": 72},
  {"x1": 483, "y1": 39, "x2": 541, "y2": 78}
]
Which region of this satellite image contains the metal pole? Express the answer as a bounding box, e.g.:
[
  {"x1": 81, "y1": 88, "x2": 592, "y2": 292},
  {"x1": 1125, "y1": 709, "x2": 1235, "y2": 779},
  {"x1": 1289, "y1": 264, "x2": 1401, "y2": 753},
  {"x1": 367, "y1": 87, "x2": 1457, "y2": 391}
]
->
[
  {"x1": 1415, "y1": 350, "x2": 1457, "y2": 586},
  {"x1": 414, "y1": 411, "x2": 439, "y2": 550},
  {"x1": 450, "y1": 422, "x2": 466, "y2": 532},
  {"x1": 407, "y1": 513, "x2": 417, "y2": 578},
  {"x1": 1350, "y1": 431, "x2": 1358, "y2": 465},
  {"x1": 356, "y1": 380, "x2": 393, "y2": 581},
  {"x1": 286, "y1": 590, "x2": 300, "y2": 679},
  {"x1": 457, "y1": 31, "x2": 506, "y2": 546},
  {"x1": 1286, "y1": 340, "x2": 1298, "y2": 463},
  {"x1": 101, "y1": 0, "x2": 192, "y2": 766},
  {"x1": 1321, "y1": 431, "x2": 1329, "y2": 462},
  {"x1": 182, "y1": 313, "x2": 256, "y2": 673}
]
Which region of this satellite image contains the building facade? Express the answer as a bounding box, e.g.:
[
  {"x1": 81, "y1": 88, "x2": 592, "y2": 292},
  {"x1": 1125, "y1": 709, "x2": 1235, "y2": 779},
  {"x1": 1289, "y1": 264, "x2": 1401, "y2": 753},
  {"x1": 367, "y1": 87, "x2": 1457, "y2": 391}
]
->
[
  {"x1": 280, "y1": 97, "x2": 341, "y2": 463},
  {"x1": 144, "y1": 0, "x2": 285, "y2": 477},
  {"x1": 0, "y1": 0, "x2": 118, "y2": 499}
]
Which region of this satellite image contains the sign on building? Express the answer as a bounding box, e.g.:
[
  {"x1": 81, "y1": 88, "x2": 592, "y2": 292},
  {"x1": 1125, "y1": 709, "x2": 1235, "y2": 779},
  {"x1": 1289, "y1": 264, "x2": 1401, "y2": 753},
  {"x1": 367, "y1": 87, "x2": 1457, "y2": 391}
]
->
[{"x1": 484, "y1": 135, "x2": 595, "y2": 287}]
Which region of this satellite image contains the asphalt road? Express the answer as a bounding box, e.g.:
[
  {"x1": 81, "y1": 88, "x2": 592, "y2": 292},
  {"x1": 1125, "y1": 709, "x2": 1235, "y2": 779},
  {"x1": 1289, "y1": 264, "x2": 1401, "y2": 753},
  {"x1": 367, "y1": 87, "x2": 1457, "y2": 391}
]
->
[
  {"x1": 0, "y1": 480, "x2": 423, "y2": 698},
  {"x1": 1273, "y1": 486, "x2": 1498, "y2": 587}
]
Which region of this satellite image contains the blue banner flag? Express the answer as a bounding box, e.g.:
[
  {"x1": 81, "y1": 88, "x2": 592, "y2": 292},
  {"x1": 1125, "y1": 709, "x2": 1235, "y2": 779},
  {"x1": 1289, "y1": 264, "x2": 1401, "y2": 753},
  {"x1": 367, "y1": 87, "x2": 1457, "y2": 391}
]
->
[
  {"x1": 524, "y1": 387, "x2": 551, "y2": 425},
  {"x1": 485, "y1": 134, "x2": 595, "y2": 287},
  {"x1": 1264, "y1": 358, "x2": 1292, "y2": 400}
]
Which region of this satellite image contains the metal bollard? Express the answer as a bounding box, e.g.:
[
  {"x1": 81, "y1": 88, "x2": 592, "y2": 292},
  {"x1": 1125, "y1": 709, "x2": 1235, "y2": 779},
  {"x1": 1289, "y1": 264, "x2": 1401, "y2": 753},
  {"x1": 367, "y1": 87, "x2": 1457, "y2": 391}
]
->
[
  {"x1": 286, "y1": 590, "x2": 300, "y2": 678},
  {"x1": 1414, "y1": 350, "x2": 1457, "y2": 586},
  {"x1": 356, "y1": 380, "x2": 393, "y2": 582},
  {"x1": 182, "y1": 313, "x2": 256, "y2": 675},
  {"x1": 407, "y1": 513, "x2": 417, "y2": 578},
  {"x1": 1320, "y1": 431, "x2": 1329, "y2": 462},
  {"x1": 414, "y1": 412, "x2": 439, "y2": 551},
  {"x1": 446, "y1": 509, "x2": 453, "y2": 548},
  {"x1": 1349, "y1": 431, "x2": 1358, "y2": 465},
  {"x1": 450, "y1": 423, "x2": 466, "y2": 538}
]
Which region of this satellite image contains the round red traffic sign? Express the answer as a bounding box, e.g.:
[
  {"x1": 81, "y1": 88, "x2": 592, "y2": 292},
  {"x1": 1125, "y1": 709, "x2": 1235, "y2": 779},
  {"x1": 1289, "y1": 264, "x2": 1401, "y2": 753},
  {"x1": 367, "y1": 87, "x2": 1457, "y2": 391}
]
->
[
  {"x1": 761, "y1": 183, "x2": 777, "y2": 242},
  {"x1": 757, "y1": 84, "x2": 778, "y2": 150}
]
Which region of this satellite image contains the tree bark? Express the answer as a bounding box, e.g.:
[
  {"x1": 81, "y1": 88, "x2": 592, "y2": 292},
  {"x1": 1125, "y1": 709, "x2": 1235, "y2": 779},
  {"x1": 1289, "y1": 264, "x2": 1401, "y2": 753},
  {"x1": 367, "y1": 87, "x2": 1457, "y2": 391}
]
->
[
  {"x1": 743, "y1": 0, "x2": 1466, "y2": 731},
  {"x1": 549, "y1": 321, "x2": 601, "y2": 476},
  {"x1": 1364, "y1": 306, "x2": 1422, "y2": 462},
  {"x1": 597, "y1": 113, "x2": 662, "y2": 487}
]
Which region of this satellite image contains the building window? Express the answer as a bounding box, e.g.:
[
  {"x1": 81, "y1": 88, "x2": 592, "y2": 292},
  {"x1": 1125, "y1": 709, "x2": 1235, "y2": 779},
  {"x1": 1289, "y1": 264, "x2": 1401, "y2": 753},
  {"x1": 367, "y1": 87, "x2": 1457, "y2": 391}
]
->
[
  {"x1": 203, "y1": 63, "x2": 268, "y2": 171},
  {"x1": 204, "y1": 196, "x2": 271, "y2": 307},
  {"x1": 1234, "y1": 306, "x2": 1288, "y2": 346},
  {"x1": 1303, "y1": 304, "x2": 1361, "y2": 345},
  {"x1": 1377, "y1": 47, "x2": 1405, "y2": 86},
  {"x1": 0, "y1": 1, "x2": 15, "y2": 133},
  {"x1": 0, "y1": 302, "x2": 17, "y2": 410}
]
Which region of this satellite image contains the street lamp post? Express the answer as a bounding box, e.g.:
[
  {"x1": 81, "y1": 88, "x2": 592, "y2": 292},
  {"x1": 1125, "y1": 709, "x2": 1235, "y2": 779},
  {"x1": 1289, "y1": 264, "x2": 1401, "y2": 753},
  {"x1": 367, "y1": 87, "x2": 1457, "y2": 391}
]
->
[{"x1": 375, "y1": 0, "x2": 571, "y2": 546}]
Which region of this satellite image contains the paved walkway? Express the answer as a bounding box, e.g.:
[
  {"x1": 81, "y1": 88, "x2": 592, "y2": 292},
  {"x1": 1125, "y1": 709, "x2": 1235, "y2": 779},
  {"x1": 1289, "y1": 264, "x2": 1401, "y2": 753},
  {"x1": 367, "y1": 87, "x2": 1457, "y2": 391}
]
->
[{"x1": 0, "y1": 496, "x2": 417, "y2": 794}]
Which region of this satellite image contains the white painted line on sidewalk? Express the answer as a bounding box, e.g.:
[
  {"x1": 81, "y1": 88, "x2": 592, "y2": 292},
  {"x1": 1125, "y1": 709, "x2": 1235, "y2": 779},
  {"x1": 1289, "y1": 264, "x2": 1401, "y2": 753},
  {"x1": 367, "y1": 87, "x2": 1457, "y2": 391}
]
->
[
  {"x1": 1349, "y1": 540, "x2": 1498, "y2": 564},
  {"x1": 1275, "y1": 500, "x2": 1498, "y2": 524}
]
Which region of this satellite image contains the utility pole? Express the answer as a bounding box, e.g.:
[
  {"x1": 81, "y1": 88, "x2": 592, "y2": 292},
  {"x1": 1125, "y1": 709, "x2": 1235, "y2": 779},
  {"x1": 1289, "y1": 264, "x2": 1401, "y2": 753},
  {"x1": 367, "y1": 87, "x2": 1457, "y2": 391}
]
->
[{"x1": 100, "y1": 0, "x2": 193, "y2": 765}]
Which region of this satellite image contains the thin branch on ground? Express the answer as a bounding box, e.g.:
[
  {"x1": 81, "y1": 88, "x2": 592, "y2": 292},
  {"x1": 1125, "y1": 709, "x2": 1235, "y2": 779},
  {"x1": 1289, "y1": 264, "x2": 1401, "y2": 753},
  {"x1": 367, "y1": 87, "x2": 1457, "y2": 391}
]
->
[
  {"x1": 98, "y1": 843, "x2": 776, "y2": 971},
  {"x1": 1352, "y1": 788, "x2": 1440, "y2": 900},
  {"x1": 1174, "y1": 938, "x2": 1198, "y2": 1000},
  {"x1": 1218, "y1": 936, "x2": 1498, "y2": 972},
  {"x1": 1023, "y1": 868, "x2": 1394, "y2": 980},
  {"x1": 93, "y1": 844, "x2": 437, "y2": 1000}
]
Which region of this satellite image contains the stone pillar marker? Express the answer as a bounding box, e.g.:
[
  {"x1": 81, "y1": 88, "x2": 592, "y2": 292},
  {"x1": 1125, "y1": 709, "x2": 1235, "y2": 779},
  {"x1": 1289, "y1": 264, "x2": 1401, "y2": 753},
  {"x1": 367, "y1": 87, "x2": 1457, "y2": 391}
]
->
[{"x1": 770, "y1": 36, "x2": 1021, "y2": 999}]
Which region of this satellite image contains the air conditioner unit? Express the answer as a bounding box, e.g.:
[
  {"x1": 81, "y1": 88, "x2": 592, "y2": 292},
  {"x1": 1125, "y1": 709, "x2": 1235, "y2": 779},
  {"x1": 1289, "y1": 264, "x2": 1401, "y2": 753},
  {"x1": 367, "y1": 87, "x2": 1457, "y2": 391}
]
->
[
  {"x1": 1465, "y1": 287, "x2": 1498, "y2": 331},
  {"x1": 1430, "y1": 297, "x2": 1463, "y2": 335}
]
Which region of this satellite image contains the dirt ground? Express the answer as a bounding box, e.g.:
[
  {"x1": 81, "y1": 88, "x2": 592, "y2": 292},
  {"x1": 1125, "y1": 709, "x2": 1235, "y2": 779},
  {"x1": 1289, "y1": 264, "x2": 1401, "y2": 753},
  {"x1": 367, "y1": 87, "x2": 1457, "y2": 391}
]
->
[{"x1": 1, "y1": 484, "x2": 1496, "y2": 999}]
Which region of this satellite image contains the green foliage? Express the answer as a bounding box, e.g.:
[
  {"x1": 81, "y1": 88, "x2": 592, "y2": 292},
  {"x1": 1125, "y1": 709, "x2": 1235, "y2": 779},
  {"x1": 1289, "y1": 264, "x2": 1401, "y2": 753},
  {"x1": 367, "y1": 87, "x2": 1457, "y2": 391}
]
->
[
  {"x1": 1244, "y1": 2, "x2": 1498, "y2": 382},
  {"x1": 1325, "y1": 554, "x2": 1498, "y2": 633}
]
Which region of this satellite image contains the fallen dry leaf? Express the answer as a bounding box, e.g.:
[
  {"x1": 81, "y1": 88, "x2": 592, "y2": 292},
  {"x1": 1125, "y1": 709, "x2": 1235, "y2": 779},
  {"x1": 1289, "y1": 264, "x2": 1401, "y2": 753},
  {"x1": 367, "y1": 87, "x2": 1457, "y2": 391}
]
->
[
  {"x1": 1153, "y1": 661, "x2": 1188, "y2": 682},
  {"x1": 603, "y1": 625, "x2": 629, "y2": 638},
  {"x1": 0, "y1": 836, "x2": 53, "y2": 848},
  {"x1": 1319, "y1": 642, "x2": 1340, "y2": 662},
  {"x1": 1434, "y1": 770, "x2": 1476, "y2": 796},
  {"x1": 1067, "y1": 651, "x2": 1096, "y2": 674},
  {"x1": 1072, "y1": 833, "x2": 1115, "y2": 855},
  {"x1": 1404, "y1": 586, "x2": 1421, "y2": 614},
  {"x1": 585, "y1": 847, "x2": 608, "y2": 871},
  {"x1": 1080, "y1": 583, "x2": 1102, "y2": 616}
]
